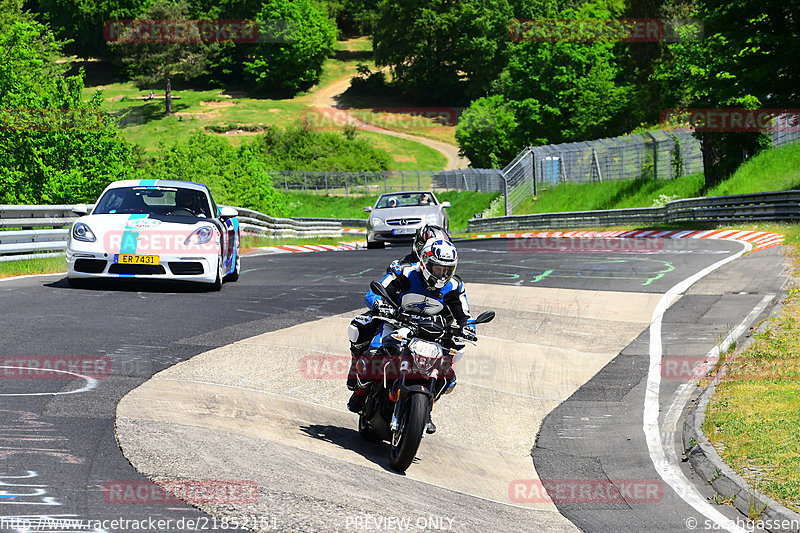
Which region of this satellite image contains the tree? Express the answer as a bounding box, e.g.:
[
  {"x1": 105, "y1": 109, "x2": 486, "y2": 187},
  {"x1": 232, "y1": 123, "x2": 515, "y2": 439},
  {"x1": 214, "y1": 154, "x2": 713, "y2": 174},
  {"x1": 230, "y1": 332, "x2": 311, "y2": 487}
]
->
[
  {"x1": 110, "y1": 0, "x2": 209, "y2": 115},
  {"x1": 650, "y1": 0, "x2": 798, "y2": 186},
  {"x1": 35, "y1": 0, "x2": 147, "y2": 60},
  {"x1": 454, "y1": 95, "x2": 520, "y2": 168},
  {"x1": 373, "y1": 0, "x2": 514, "y2": 103},
  {"x1": 0, "y1": 15, "x2": 138, "y2": 204},
  {"x1": 241, "y1": 0, "x2": 337, "y2": 93}
]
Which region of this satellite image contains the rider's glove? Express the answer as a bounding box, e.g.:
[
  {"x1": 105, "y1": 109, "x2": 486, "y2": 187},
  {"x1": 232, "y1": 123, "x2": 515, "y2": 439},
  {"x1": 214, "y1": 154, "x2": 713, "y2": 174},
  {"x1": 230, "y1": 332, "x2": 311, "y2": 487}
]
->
[
  {"x1": 386, "y1": 259, "x2": 402, "y2": 275},
  {"x1": 459, "y1": 324, "x2": 477, "y2": 342},
  {"x1": 373, "y1": 299, "x2": 395, "y2": 318}
]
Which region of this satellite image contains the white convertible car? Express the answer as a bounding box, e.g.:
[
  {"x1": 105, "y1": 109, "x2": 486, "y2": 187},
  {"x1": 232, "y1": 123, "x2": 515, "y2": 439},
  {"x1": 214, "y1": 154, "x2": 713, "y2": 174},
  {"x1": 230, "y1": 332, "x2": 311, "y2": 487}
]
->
[{"x1": 66, "y1": 179, "x2": 240, "y2": 290}]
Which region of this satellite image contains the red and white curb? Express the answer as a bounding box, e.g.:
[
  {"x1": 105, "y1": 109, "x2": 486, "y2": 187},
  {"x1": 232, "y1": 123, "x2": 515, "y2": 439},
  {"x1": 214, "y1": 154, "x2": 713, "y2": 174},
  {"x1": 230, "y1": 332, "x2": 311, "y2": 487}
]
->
[
  {"x1": 470, "y1": 229, "x2": 784, "y2": 252},
  {"x1": 245, "y1": 241, "x2": 366, "y2": 256},
  {"x1": 343, "y1": 228, "x2": 367, "y2": 234}
]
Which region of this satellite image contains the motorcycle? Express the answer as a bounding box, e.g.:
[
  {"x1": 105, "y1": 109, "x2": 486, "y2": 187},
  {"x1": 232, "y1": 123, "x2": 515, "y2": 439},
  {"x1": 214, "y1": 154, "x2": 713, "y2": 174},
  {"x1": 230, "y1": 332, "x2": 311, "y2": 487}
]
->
[{"x1": 354, "y1": 281, "x2": 495, "y2": 472}]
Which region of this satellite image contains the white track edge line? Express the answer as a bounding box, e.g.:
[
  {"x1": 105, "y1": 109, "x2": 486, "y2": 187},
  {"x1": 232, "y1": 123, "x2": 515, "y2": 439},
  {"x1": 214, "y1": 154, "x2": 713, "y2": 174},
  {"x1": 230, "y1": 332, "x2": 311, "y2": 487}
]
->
[{"x1": 644, "y1": 239, "x2": 753, "y2": 533}]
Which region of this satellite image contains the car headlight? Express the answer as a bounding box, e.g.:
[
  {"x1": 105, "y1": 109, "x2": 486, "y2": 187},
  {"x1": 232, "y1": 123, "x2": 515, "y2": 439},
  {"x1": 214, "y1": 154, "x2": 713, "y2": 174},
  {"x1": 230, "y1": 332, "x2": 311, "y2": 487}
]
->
[
  {"x1": 409, "y1": 338, "x2": 442, "y2": 373},
  {"x1": 371, "y1": 218, "x2": 384, "y2": 227},
  {"x1": 425, "y1": 214, "x2": 438, "y2": 224},
  {"x1": 184, "y1": 226, "x2": 215, "y2": 245},
  {"x1": 72, "y1": 222, "x2": 96, "y2": 242}
]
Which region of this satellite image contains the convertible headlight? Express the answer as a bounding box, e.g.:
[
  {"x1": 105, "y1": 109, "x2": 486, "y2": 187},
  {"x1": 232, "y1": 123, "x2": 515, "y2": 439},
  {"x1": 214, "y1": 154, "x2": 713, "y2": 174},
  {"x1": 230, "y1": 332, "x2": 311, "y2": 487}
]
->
[
  {"x1": 184, "y1": 226, "x2": 215, "y2": 245},
  {"x1": 371, "y1": 217, "x2": 384, "y2": 227},
  {"x1": 72, "y1": 222, "x2": 96, "y2": 242},
  {"x1": 409, "y1": 338, "x2": 442, "y2": 373},
  {"x1": 425, "y1": 214, "x2": 438, "y2": 224}
]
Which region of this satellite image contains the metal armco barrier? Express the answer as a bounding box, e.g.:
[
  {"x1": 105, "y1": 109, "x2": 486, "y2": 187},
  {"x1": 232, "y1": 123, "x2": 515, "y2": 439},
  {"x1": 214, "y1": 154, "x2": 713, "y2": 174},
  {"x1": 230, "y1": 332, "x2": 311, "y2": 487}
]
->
[
  {"x1": 468, "y1": 190, "x2": 800, "y2": 232},
  {"x1": 0, "y1": 204, "x2": 342, "y2": 262}
]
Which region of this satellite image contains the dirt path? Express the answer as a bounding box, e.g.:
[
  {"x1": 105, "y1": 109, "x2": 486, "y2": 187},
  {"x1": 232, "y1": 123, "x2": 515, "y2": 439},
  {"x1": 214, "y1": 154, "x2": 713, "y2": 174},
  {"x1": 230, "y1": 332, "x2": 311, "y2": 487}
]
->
[{"x1": 309, "y1": 74, "x2": 470, "y2": 170}]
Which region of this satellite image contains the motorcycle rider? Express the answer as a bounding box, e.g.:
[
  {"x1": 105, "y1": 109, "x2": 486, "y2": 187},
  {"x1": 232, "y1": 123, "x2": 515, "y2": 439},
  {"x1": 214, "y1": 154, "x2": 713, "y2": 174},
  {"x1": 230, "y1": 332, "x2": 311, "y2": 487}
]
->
[
  {"x1": 347, "y1": 225, "x2": 450, "y2": 390},
  {"x1": 348, "y1": 238, "x2": 477, "y2": 434}
]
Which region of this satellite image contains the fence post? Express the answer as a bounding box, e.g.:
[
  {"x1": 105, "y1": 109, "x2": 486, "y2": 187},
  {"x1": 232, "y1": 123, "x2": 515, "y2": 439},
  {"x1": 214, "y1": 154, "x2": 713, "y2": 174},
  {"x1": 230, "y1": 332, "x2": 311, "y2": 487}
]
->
[
  {"x1": 503, "y1": 176, "x2": 510, "y2": 216},
  {"x1": 401, "y1": 171, "x2": 404, "y2": 190},
  {"x1": 344, "y1": 175, "x2": 349, "y2": 197},
  {"x1": 364, "y1": 172, "x2": 368, "y2": 196},
  {"x1": 384, "y1": 172, "x2": 387, "y2": 193},
  {"x1": 283, "y1": 171, "x2": 288, "y2": 191},
  {"x1": 324, "y1": 172, "x2": 328, "y2": 195},
  {"x1": 416, "y1": 170, "x2": 421, "y2": 189},
  {"x1": 645, "y1": 131, "x2": 658, "y2": 179}
]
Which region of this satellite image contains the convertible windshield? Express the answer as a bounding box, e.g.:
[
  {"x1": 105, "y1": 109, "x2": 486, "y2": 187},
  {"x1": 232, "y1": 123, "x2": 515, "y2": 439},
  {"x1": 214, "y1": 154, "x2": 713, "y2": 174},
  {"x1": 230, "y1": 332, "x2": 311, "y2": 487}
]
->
[
  {"x1": 93, "y1": 187, "x2": 212, "y2": 218},
  {"x1": 376, "y1": 192, "x2": 436, "y2": 209}
]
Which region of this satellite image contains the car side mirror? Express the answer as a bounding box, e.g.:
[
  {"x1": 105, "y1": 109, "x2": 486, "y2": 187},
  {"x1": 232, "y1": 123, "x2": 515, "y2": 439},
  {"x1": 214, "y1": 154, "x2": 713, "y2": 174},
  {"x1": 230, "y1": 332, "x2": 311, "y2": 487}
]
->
[
  {"x1": 219, "y1": 206, "x2": 238, "y2": 219},
  {"x1": 363, "y1": 206, "x2": 373, "y2": 213},
  {"x1": 441, "y1": 201, "x2": 451, "y2": 208}
]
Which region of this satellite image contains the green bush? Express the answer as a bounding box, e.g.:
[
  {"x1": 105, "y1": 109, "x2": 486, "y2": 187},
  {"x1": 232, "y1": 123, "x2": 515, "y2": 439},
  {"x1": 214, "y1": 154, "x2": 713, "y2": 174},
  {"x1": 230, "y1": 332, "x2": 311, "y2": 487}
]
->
[
  {"x1": 143, "y1": 132, "x2": 289, "y2": 216},
  {"x1": 250, "y1": 125, "x2": 393, "y2": 171}
]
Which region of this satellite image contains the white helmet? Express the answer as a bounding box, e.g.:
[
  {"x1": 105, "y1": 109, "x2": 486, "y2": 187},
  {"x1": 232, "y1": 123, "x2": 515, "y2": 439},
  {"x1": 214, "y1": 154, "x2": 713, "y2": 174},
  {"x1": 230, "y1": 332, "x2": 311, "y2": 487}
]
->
[{"x1": 420, "y1": 239, "x2": 458, "y2": 289}]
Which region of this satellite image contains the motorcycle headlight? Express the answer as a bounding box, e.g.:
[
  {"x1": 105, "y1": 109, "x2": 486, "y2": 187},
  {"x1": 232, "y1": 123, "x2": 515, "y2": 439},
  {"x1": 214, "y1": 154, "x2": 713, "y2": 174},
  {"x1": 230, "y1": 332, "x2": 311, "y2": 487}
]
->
[
  {"x1": 72, "y1": 222, "x2": 96, "y2": 242},
  {"x1": 409, "y1": 338, "x2": 442, "y2": 373},
  {"x1": 184, "y1": 226, "x2": 214, "y2": 245}
]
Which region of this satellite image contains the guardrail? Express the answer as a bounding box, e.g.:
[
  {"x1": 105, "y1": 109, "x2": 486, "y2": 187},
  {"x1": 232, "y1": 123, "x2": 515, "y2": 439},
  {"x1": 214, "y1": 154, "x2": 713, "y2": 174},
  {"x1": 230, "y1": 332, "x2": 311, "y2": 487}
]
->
[
  {"x1": 467, "y1": 190, "x2": 800, "y2": 232},
  {"x1": 0, "y1": 204, "x2": 343, "y2": 262},
  {"x1": 292, "y1": 216, "x2": 367, "y2": 228}
]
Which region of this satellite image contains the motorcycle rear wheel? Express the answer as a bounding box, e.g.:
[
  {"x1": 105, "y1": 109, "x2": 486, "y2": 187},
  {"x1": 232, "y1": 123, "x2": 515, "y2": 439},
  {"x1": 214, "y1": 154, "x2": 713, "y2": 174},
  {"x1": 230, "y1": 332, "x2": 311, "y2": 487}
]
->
[{"x1": 389, "y1": 393, "x2": 428, "y2": 472}]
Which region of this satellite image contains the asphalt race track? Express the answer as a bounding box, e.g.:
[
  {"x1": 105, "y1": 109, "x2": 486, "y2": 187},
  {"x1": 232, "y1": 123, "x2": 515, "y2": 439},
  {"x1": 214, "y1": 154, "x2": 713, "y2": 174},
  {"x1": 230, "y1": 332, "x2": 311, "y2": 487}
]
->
[{"x1": 0, "y1": 236, "x2": 788, "y2": 533}]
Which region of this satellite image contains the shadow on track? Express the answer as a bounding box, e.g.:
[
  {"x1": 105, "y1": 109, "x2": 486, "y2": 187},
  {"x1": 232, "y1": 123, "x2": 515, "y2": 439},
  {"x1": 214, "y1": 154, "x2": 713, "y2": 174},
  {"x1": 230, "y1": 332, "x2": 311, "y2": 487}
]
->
[
  {"x1": 299, "y1": 424, "x2": 417, "y2": 475},
  {"x1": 46, "y1": 277, "x2": 215, "y2": 293}
]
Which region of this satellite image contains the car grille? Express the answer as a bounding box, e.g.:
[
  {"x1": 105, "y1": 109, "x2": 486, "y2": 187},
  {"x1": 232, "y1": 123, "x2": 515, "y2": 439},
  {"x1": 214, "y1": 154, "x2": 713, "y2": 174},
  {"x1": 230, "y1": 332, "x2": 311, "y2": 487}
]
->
[
  {"x1": 74, "y1": 259, "x2": 107, "y2": 274},
  {"x1": 168, "y1": 262, "x2": 204, "y2": 275},
  {"x1": 108, "y1": 264, "x2": 166, "y2": 275},
  {"x1": 387, "y1": 218, "x2": 422, "y2": 226}
]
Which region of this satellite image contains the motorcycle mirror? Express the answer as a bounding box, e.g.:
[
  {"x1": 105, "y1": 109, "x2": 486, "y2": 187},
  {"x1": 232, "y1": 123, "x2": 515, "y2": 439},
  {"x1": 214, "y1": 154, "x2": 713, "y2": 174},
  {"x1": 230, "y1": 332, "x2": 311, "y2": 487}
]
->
[
  {"x1": 370, "y1": 281, "x2": 399, "y2": 309},
  {"x1": 474, "y1": 311, "x2": 495, "y2": 324}
]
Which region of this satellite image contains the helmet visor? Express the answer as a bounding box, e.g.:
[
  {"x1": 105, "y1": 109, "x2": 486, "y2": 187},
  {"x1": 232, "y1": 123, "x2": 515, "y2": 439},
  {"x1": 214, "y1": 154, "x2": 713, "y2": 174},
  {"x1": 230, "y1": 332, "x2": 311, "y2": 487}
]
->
[{"x1": 430, "y1": 263, "x2": 455, "y2": 280}]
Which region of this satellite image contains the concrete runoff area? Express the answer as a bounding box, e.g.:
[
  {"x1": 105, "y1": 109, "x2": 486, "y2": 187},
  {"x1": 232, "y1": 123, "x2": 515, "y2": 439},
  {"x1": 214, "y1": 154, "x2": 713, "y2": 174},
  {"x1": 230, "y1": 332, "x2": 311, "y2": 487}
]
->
[{"x1": 116, "y1": 283, "x2": 663, "y2": 532}]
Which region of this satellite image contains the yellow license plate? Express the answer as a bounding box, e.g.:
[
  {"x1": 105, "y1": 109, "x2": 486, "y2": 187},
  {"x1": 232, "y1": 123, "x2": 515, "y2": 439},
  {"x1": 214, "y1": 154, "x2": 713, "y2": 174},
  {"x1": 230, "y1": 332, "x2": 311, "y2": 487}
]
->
[{"x1": 115, "y1": 254, "x2": 160, "y2": 265}]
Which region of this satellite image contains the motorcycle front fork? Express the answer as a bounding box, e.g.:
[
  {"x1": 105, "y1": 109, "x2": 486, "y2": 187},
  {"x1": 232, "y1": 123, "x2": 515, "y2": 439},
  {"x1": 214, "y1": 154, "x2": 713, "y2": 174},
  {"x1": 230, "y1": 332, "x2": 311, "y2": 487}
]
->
[{"x1": 390, "y1": 375, "x2": 436, "y2": 432}]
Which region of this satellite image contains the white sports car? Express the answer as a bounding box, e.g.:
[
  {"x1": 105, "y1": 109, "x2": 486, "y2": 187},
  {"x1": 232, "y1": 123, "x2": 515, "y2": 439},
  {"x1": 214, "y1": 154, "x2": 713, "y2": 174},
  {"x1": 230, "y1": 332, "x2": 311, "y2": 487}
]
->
[{"x1": 66, "y1": 179, "x2": 240, "y2": 290}]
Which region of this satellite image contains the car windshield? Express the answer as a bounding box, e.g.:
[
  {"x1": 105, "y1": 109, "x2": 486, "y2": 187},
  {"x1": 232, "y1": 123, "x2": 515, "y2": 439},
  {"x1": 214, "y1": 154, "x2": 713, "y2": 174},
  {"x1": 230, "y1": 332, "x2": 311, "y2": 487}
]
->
[
  {"x1": 93, "y1": 186, "x2": 212, "y2": 218},
  {"x1": 376, "y1": 193, "x2": 436, "y2": 209}
]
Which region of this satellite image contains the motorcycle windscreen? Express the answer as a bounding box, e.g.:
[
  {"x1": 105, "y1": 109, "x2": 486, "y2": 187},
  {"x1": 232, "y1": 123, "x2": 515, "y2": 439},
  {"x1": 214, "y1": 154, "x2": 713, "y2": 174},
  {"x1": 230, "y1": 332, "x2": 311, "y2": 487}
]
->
[{"x1": 400, "y1": 293, "x2": 444, "y2": 316}]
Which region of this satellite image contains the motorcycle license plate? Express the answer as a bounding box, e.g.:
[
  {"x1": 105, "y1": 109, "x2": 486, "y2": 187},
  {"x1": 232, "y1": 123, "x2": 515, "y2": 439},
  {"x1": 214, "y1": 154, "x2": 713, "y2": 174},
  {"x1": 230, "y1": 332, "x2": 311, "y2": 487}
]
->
[
  {"x1": 392, "y1": 228, "x2": 416, "y2": 235},
  {"x1": 114, "y1": 254, "x2": 160, "y2": 265}
]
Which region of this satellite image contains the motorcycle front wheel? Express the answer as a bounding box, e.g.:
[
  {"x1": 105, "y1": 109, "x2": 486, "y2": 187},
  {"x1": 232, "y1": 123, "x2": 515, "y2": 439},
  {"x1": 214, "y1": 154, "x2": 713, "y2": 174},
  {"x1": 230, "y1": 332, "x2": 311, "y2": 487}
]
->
[{"x1": 389, "y1": 393, "x2": 428, "y2": 472}]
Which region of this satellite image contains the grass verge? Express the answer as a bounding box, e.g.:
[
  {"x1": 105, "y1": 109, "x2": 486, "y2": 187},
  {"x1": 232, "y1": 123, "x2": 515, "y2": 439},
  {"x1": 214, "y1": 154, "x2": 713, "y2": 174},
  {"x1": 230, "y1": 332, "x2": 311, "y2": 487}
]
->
[
  {"x1": 0, "y1": 255, "x2": 66, "y2": 279},
  {"x1": 703, "y1": 223, "x2": 800, "y2": 513}
]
